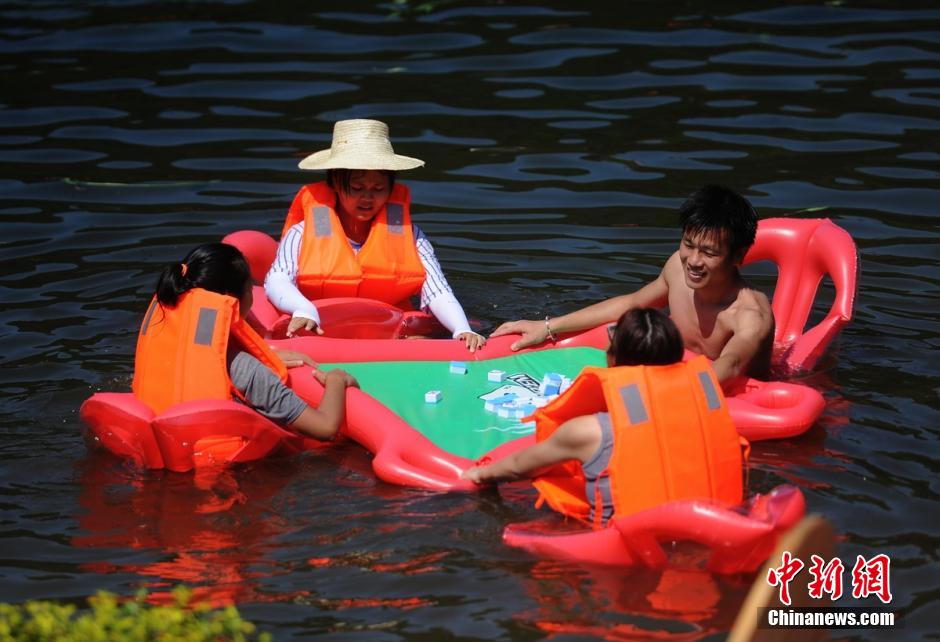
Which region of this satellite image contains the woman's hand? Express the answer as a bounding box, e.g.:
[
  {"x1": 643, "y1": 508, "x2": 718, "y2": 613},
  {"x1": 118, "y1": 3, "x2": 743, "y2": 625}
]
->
[
  {"x1": 287, "y1": 315, "x2": 323, "y2": 338},
  {"x1": 314, "y1": 368, "x2": 359, "y2": 389},
  {"x1": 490, "y1": 319, "x2": 549, "y2": 351},
  {"x1": 457, "y1": 331, "x2": 486, "y2": 353},
  {"x1": 274, "y1": 349, "x2": 317, "y2": 369}
]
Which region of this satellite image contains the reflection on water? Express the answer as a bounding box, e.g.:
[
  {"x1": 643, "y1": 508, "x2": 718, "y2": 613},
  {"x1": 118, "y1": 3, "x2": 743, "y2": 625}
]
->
[{"x1": 1, "y1": 1, "x2": 938, "y2": 640}]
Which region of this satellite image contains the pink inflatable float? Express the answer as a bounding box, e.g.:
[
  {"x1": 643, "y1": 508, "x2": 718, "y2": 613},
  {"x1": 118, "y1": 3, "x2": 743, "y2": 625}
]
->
[
  {"x1": 276, "y1": 330, "x2": 808, "y2": 573},
  {"x1": 503, "y1": 485, "x2": 806, "y2": 573},
  {"x1": 80, "y1": 394, "x2": 317, "y2": 473},
  {"x1": 742, "y1": 217, "x2": 858, "y2": 372},
  {"x1": 81, "y1": 218, "x2": 854, "y2": 478},
  {"x1": 223, "y1": 229, "x2": 446, "y2": 340}
]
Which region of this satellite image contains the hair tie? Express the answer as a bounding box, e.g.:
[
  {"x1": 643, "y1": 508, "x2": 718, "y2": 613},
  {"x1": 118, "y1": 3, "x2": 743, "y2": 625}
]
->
[{"x1": 180, "y1": 263, "x2": 188, "y2": 277}]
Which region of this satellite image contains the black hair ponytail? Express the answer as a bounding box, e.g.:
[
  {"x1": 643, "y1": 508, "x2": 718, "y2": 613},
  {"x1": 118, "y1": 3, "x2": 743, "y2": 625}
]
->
[
  {"x1": 154, "y1": 262, "x2": 189, "y2": 307},
  {"x1": 153, "y1": 243, "x2": 251, "y2": 307}
]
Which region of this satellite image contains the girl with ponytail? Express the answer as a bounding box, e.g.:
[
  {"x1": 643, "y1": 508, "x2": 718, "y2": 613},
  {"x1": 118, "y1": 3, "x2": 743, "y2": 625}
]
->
[
  {"x1": 154, "y1": 243, "x2": 252, "y2": 309},
  {"x1": 139, "y1": 242, "x2": 357, "y2": 441}
]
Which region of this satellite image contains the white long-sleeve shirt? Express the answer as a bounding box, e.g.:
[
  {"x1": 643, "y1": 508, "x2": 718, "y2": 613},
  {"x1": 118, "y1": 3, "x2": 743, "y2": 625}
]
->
[{"x1": 265, "y1": 222, "x2": 473, "y2": 337}]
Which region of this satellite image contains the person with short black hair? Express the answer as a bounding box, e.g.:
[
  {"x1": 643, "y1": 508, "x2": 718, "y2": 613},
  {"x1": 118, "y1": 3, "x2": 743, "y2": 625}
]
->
[
  {"x1": 493, "y1": 185, "x2": 773, "y2": 383},
  {"x1": 606, "y1": 307, "x2": 685, "y2": 367},
  {"x1": 464, "y1": 308, "x2": 745, "y2": 527}
]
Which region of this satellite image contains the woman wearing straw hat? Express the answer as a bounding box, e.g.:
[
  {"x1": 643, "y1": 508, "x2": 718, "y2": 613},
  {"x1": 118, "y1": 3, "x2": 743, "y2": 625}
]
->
[{"x1": 265, "y1": 119, "x2": 485, "y2": 351}]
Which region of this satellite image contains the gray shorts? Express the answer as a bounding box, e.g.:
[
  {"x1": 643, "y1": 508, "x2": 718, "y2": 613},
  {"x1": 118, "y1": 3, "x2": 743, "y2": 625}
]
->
[{"x1": 229, "y1": 351, "x2": 307, "y2": 426}]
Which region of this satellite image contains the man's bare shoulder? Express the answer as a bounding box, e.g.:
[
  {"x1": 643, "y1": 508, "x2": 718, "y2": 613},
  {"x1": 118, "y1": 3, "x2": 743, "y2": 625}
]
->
[
  {"x1": 660, "y1": 251, "x2": 683, "y2": 282},
  {"x1": 725, "y1": 285, "x2": 774, "y2": 334},
  {"x1": 733, "y1": 284, "x2": 772, "y2": 313}
]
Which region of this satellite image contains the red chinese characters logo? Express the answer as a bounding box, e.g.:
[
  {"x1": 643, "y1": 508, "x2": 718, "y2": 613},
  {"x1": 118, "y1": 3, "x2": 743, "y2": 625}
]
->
[
  {"x1": 766, "y1": 551, "x2": 805, "y2": 606},
  {"x1": 766, "y1": 553, "x2": 893, "y2": 605},
  {"x1": 851, "y1": 554, "x2": 893, "y2": 604},
  {"x1": 808, "y1": 554, "x2": 845, "y2": 600}
]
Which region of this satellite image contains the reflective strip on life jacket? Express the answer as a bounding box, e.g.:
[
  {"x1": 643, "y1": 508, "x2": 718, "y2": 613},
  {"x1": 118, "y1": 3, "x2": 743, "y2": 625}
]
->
[
  {"x1": 132, "y1": 288, "x2": 286, "y2": 415},
  {"x1": 280, "y1": 181, "x2": 426, "y2": 306},
  {"x1": 532, "y1": 355, "x2": 743, "y2": 527}
]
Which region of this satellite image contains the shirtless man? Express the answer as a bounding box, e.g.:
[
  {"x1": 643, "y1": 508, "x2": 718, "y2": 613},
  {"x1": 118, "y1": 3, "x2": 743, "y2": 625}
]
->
[{"x1": 491, "y1": 184, "x2": 774, "y2": 384}]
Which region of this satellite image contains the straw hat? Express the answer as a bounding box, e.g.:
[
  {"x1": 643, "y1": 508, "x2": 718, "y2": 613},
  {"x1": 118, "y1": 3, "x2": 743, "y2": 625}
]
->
[{"x1": 298, "y1": 119, "x2": 425, "y2": 171}]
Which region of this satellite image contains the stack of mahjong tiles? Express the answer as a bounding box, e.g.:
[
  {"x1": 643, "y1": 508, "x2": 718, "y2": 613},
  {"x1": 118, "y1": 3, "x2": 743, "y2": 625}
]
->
[{"x1": 483, "y1": 372, "x2": 572, "y2": 420}]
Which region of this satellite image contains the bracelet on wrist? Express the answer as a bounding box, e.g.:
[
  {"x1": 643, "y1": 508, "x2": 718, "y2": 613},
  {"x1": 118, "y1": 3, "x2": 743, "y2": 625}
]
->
[{"x1": 544, "y1": 316, "x2": 557, "y2": 343}]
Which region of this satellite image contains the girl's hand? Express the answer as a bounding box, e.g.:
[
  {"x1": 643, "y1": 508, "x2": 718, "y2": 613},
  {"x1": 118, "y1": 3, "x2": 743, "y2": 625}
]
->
[
  {"x1": 274, "y1": 349, "x2": 317, "y2": 369},
  {"x1": 457, "y1": 331, "x2": 486, "y2": 353},
  {"x1": 314, "y1": 368, "x2": 359, "y2": 389},
  {"x1": 287, "y1": 316, "x2": 323, "y2": 338}
]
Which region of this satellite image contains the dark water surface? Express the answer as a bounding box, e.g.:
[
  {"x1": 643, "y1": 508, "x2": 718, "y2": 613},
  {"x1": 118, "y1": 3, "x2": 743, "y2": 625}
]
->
[{"x1": 1, "y1": 1, "x2": 937, "y2": 640}]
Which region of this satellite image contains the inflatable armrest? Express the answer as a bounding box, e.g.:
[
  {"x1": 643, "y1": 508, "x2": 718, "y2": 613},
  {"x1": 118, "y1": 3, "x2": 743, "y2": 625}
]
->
[
  {"x1": 786, "y1": 311, "x2": 844, "y2": 372},
  {"x1": 504, "y1": 521, "x2": 640, "y2": 566},
  {"x1": 725, "y1": 380, "x2": 825, "y2": 441},
  {"x1": 611, "y1": 485, "x2": 805, "y2": 574},
  {"x1": 743, "y1": 218, "x2": 858, "y2": 372},
  {"x1": 503, "y1": 486, "x2": 804, "y2": 573},
  {"x1": 222, "y1": 230, "x2": 278, "y2": 285},
  {"x1": 152, "y1": 399, "x2": 299, "y2": 473},
  {"x1": 80, "y1": 393, "x2": 163, "y2": 469},
  {"x1": 246, "y1": 285, "x2": 283, "y2": 337},
  {"x1": 268, "y1": 298, "x2": 439, "y2": 340},
  {"x1": 398, "y1": 311, "x2": 448, "y2": 338}
]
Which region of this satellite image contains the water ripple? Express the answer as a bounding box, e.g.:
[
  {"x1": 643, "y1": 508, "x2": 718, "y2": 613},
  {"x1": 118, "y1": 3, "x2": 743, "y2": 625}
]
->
[
  {"x1": 0, "y1": 106, "x2": 125, "y2": 128},
  {"x1": 0, "y1": 22, "x2": 483, "y2": 54},
  {"x1": 0, "y1": 3, "x2": 937, "y2": 640},
  {"x1": 159, "y1": 48, "x2": 614, "y2": 76},
  {"x1": 730, "y1": 6, "x2": 940, "y2": 26},
  {"x1": 684, "y1": 130, "x2": 897, "y2": 153},
  {"x1": 489, "y1": 70, "x2": 859, "y2": 92},
  {"x1": 683, "y1": 112, "x2": 940, "y2": 135}
]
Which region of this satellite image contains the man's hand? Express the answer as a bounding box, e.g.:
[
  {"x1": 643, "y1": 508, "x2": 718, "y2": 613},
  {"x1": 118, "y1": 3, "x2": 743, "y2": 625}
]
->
[
  {"x1": 286, "y1": 316, "x2": 323, "y2": 338},
  {"x1": 490, "y1": 319, "x2": 549, "y2": 351}
]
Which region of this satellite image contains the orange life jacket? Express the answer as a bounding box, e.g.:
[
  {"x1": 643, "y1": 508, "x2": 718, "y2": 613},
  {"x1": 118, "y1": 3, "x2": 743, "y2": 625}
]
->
[
  {"x1": 132, "y1": 288, "x2": 287, "y2": 415},
  {"x1": 531, "y1": 355, "x2": 745, "y2": 528},
  {"x1": 280, "y1": 181, "x2": 426, "y2": 307}
]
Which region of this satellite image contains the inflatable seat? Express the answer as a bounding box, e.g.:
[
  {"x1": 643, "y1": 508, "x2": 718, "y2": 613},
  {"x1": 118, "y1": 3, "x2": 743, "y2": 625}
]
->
[
  {"x1": 81, "y1": 393, "x2": 308, "y2": 472},
  {"x1": 222, "y1": 230, "x2": 445, "y2": 340},
  {"x1": 744, "y1": 218, "x2": 858, "y2": 372},
  {"x1": 503, "y1": 485, "x2": 806, "y2": 574}
]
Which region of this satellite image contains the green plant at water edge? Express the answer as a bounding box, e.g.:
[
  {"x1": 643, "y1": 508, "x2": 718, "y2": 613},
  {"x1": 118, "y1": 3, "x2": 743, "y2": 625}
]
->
[{"x1": 0, "y1": 586, "x2": 272, "y2": 642}]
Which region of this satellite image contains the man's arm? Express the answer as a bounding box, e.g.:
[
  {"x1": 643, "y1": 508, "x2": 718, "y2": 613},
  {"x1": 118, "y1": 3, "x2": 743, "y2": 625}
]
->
[
  {"x1": 552, "y1": 274, "x2": 669, "y2": 334},
  {"x1": 711, "y1": 307, "x2": 771, "y2": 383},
  {"x1": 491, "y1": 268, "x2": 670, "y2": 351}
]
